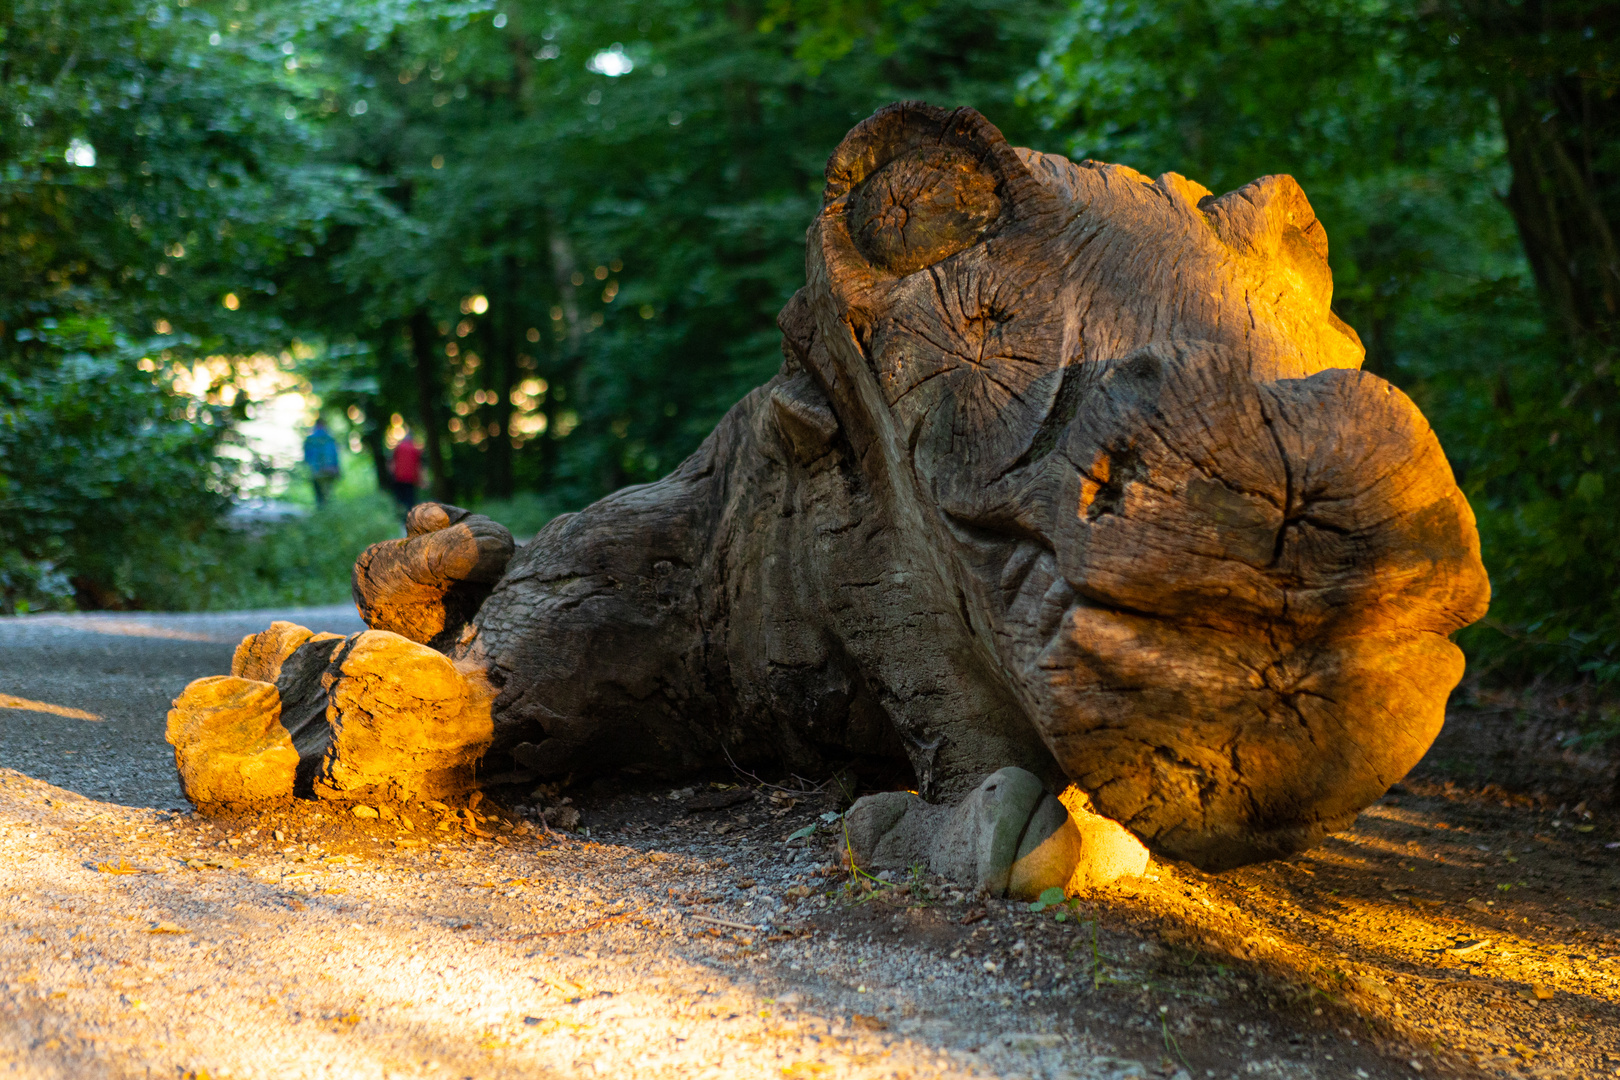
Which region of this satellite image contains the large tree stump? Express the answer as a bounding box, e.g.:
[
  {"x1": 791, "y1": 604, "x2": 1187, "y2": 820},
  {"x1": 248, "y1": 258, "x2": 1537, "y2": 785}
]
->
[{"x1": 177, "y1": 102, "x2": 1489, "y2": 880}]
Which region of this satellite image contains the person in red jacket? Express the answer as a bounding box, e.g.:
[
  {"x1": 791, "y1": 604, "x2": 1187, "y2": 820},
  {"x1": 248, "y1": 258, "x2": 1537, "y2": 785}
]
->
[{"x1": 389, "y1": 431, "x2": 423, "y2": 515}]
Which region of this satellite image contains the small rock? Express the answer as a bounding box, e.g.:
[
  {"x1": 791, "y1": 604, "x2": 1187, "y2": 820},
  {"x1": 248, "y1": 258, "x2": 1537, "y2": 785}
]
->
[
  {"x1": 543, "y1": 806, "x2": 581, "y2": 830},
  {"x1": 1003, "y1": 1031, "x2": 1063, "y2": 1050},
  {"x1": 1353, "y1": 976, "x2": 1393, "y2": 1001},
  {"x1": 351, "y1": 805, "x2": 379, "y2": 820}
]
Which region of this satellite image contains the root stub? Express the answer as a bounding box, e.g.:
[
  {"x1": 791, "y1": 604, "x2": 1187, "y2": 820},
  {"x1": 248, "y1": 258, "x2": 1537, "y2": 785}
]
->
[
  {"x1": 351, "y1": 504, "x2": 514, "y2": 650},
  {"x1": 843, "y1": 768, "x2": 1150, "y2": 900},
  {"x1": 318, "y1": 630, "x2": 495, "y2": 801}
]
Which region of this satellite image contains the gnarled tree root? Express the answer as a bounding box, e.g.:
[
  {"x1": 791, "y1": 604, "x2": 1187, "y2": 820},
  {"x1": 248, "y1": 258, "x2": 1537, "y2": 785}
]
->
[
  {"x1": 842, "y1": 767, "x2": 1149, "y2": 899},
  {"x1": 351, "y1": 504, "x2": 514, "y2": 650}
]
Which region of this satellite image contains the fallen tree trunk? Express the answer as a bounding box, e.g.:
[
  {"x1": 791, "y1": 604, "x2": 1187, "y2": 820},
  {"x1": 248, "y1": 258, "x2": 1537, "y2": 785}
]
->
[{"x1": 178, "y1": 102, "x2": 1489, "y2": 878}]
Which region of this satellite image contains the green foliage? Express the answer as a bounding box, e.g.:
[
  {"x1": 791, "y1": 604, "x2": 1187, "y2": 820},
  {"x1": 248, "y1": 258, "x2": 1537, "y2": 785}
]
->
[
  {"x1": 152, "y1": 493, "x2": 402, "y2": 612},
  {"x1": 0, "y1": 0, "x2": 376, "y2": 608},
  {"x1": 291, "y1": 0, "x2": 1063, "y2": 510},
  {"x1": 0, "y1": 0, "x2": 369, "y2": 354},
  {"x1": 757, "y1": 0, "x2": 943, "y2": 74},
  {"x1": 1023, "y1": 0, "x2": 1619, "y2": 683},
  {"x1": 1027, "y1": 886, "x2": 1067, "y2": 912},
  {"x1": 470, "y1": 492, "x2": 563, "y2": 540},
  {"x1": 0, "y1": 317, "x2": 234, "y2": 611},
  {"x1": 4, "y1": 0, "x2": 1615, "y2": 690}
]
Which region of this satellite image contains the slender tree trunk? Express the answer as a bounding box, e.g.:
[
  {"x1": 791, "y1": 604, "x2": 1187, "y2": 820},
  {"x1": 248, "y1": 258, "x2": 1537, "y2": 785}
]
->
[
  {"x1": 1455, "y1": 0, "x2": 1620, "y2": 365},
  {"x1": 486, "y1": 258, "x2": 520, "y2": 500},
  {"x1": 362, "y1": 411, "x2": 390, "y2": 493},
  {"x1": 726, "y1": 1, "x2": 764, "y2": 192},
  {"x1": 408, "y1": 311, "x2": 454, "y2": 503},
  {"x1": 1498, "y1": 88, "x2": 1620, "y2": 359},
  {"x1": 544, "y1": 218, "x2": 584, "y2": 489}
]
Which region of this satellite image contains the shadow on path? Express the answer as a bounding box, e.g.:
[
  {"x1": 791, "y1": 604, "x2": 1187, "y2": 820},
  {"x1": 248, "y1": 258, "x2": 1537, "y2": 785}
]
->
[{"x1": 0, "y1": 605, "x2": 365, "y2": 809}]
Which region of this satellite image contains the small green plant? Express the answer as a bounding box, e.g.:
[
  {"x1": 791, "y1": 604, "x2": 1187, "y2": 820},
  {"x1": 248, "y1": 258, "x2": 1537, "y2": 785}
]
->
[
  {"x1": 836, "y1": 814, "x2": 896, "y2": 902},
  {"x1": 1091, "y1": 920, "x2": 1104, "y2": 989},
  {"x1": 1028, "y1": 886, "x2": 1066, "y2": 912},
  {"x1": 1075, "y1": 920, "x2": 1131, "y2": 990},
  {"x1": 1162, "y1": 1015, "x2": 1192, "y2": 1071},
  {"x1": 907, "y1": 861, "x2": 933, "y2": 905},
  {"x1": 1029, "y1": 886, "x2": 1085, "y2": 921}
]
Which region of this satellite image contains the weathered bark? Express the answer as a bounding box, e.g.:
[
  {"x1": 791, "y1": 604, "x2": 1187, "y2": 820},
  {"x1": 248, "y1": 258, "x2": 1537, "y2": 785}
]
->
[{"x1": 177, "y1": 103, "x2": 1490, "y2": 874}]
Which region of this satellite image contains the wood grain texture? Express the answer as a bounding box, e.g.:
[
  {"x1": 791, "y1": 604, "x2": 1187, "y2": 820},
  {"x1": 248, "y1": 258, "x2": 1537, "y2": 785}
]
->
[
  {"x1": 165, "y1": 675, "x2": 297, "y2": 806},
  {"x1": 337, "y1": 102, "x2": 1487, "y2": 869},
  {"x1": 169, "y1": 626, "x2": 494, "y2": 806}
]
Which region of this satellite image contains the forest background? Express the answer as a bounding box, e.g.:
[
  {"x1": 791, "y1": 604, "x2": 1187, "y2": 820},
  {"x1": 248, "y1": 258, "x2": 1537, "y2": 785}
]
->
[{"x1": 1, "y1": 0, "x2": 1615, "y2": 699}]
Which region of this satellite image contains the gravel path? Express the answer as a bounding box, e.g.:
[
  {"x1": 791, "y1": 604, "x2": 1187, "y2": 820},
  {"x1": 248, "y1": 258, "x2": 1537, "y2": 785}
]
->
[
  {"x1": 0, "y1": 606, "x2": 366, "y2": 808},
  {"x1": 1, "y1": 608, "x2": 1613, "y2": 1079}
]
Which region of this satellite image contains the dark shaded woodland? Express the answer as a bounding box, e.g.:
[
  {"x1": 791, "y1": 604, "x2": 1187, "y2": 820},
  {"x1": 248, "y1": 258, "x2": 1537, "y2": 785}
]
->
[{"x1": 2, "y1": 0, "x2": 1616, "y2": 697}]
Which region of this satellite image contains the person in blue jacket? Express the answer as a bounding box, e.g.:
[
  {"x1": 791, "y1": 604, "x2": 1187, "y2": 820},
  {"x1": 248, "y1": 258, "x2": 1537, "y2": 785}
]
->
[{"x1": 302, "y1": 417, "x2": 341, "y2": 507}]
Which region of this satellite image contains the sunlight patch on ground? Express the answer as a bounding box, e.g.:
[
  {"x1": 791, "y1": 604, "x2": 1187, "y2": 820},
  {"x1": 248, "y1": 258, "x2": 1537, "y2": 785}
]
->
[
  {"x1": 0, "y1": 695, "x2": 100, "y2": 721},
  {"x1": 18, "y1": 616, "x2": 217, "y2": 642}
]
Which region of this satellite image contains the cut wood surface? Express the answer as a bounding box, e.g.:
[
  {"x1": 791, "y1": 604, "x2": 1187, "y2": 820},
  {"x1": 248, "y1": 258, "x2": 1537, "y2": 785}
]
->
[
  {"x1": 164, "y1": 675, "x2": 296, "y2": 806},
  {"x1": 166, "y1": 623, "x2": 493, "y2": 807}
]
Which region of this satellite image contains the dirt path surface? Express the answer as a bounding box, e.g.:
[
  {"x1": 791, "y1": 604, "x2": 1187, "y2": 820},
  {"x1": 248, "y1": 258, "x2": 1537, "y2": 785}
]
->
[{"x1": 1, "y1": 609, "x2": 1615, "y2": 1079}]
